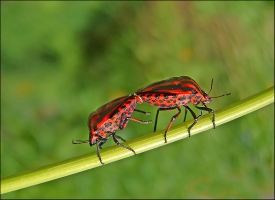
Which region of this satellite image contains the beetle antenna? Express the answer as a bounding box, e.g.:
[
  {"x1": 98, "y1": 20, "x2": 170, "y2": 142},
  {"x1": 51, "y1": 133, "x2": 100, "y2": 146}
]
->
[
  {"x1": 211, "y1": 93, "x2": 231, "y2": 98},
  {"x1": 208, "y1": 79, "x2": 214, "y2": 95},
  {"x1": 72, "y1": 139, "x2": 89, "y2": 144},
  {"x1": 208, "y1": 79, "x2": 231, "y2": 98}
]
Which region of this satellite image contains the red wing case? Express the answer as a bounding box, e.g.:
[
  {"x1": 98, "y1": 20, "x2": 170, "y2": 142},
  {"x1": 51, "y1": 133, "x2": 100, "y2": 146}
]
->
[{"x1": 136, "y1": 76, "x2": 203, "y2": 95}]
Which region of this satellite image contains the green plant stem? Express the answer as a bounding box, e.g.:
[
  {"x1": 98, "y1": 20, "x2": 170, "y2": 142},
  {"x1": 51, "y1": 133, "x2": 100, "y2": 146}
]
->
[{"x1": 1, "y1": 86, "x2": 274, "y2": 194}]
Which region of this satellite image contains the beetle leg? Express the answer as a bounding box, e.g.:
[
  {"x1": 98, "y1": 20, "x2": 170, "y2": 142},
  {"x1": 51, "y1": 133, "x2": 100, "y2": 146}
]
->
[
  {"x1": 163, "y1": 107, "x2": 181, "y2": 143},
  {"x1": 134, "y1": 109, "x2": 151, "y2": 115},
  {"x1": 95, "y1": 139, "x2": 107, "y2": 165},
  {"x1": 183, "y1": 106, "x2": 188, "y2": 122},
  {"x1": 109, "y1": 131, "x2": 136, "y2": 155},
  {"x1": 154, "y1": 106, "x2": 179, "y2": 132},
  {"x1": 129, "y1": 117, "x2": 152, "y2": 125},
  {"x1": 183, "y1": 106, "x2": 198, "y2": 137},
  {"x1": 194, "y1": 105, "x2": 215, "y2": 129}
]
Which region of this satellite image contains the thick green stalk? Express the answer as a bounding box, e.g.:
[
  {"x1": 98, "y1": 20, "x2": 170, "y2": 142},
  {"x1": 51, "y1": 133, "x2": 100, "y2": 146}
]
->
[{"x1": 1, "y1": 86, "x2": 274, "y2": 194}]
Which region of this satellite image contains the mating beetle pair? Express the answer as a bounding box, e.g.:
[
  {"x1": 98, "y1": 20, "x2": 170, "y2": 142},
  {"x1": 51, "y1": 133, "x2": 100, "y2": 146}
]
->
[{"x1": 73, "y1": 76, "x2": 231, "y2": 164}]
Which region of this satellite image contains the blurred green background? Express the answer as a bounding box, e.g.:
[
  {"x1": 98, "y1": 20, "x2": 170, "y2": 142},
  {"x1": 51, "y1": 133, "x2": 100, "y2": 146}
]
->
[{"x1": 1, "y1": 1, "x2": 274, "y2": 199}]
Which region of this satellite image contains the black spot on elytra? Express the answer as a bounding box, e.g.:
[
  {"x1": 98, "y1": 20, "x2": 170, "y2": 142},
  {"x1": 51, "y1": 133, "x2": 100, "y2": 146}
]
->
[
  {"x1": 105, "y1": 122, "x2": 112, "y2": 128},
  {"x1": 196, "y1": 95, "x2": 201, "y2": 99},
  {"x1": 144, "y1": 95, "x2": 151, "y2": 100},
  {"x1": 178, "y1": 96, "x2": 186, "y2": 101},
  {"x1": 154, "y1": 94, "x2": 160, "y2": 99}
]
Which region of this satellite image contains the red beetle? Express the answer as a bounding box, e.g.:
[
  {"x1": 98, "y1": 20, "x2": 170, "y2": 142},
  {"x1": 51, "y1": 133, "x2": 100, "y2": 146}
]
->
[
  {"x1": 135, "y1": 76, "x2": 231, "y2": 143},
  {"x1": 73, "y1": 94, "x2": 151, "y2": 164}
]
